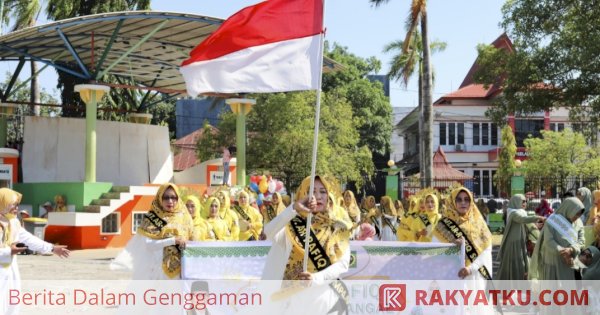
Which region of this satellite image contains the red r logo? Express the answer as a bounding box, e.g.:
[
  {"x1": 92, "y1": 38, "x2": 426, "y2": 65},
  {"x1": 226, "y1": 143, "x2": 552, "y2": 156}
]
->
[{"x1": 379, "y1": 284, "x2": 407, "y2": 312}]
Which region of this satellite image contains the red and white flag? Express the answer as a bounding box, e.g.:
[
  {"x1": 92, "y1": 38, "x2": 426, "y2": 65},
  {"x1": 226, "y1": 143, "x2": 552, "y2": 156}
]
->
[{"x1": 180, "y1": 0, "x2": 324, "y2": 96}]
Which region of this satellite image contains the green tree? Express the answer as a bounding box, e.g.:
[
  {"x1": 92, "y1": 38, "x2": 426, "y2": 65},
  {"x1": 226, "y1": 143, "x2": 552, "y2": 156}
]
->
[
  {"x1": 523, "y1": 129, "x2": 600, "y2": 194},
  {"x1": 493, "y1": 125, "x2": 516, "y2": 197},
  {"x1": 0, "y1": 73, "x2": 58, "y2": 146},
  {"x1": 474, "y1": 0, "x2": 600, "y2": 134},
  {"x1": 370, "y1": 0, "x2": 434, "y2": 187},
  {"x1": 322, "y1": 42, "x2": 392, "y2": 156},
  {"x1": 196, "y1": 91, "x2": 374, "y2": 192},
  {"x1": 195, "y1": 120, "x2": 218, "y2": 163},
  {"x1": 2, "y1": 0, "x2": 43, "y2": 115}
]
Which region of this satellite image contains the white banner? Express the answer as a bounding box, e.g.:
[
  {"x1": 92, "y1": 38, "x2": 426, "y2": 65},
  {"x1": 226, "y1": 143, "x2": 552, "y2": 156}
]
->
[{"x1": 182, "y1": 241, "x2": 463, "y2": 280}]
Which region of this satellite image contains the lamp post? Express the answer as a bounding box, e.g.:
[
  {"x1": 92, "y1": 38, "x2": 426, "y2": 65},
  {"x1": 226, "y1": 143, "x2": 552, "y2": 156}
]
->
[
  {"x1": 225, "y1": 98, "x2": 255, "y2": 187},
  {"x1": 511, "y1": 159, "x2": 525, "y2": 197},
  {"x1": 74, "y1": 84, "x2": 110, "y2": 182}
]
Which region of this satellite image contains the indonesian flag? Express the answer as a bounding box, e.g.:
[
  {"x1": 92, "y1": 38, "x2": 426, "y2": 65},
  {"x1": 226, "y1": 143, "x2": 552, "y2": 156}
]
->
[{"x1": 180, "y1": 0, "x2": 324, "y2": 96}]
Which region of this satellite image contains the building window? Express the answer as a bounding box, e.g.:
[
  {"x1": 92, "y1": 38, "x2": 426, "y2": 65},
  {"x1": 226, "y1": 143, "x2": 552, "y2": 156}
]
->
[
  {"x1": 482, "y1": 123, "x2": 489, "y2": 145},
  {"x1": 472, "y1": 169, "x2": 495, "y2": 197},
  {"x1": 440, "y1": 123, "x2": 446, "y2": 145},
  {"x1": 472, "y1": 123, "x2": 498, "y2": 146},
  {"x1": 101, "y1": 212, "x2": 121, "y2": 235},
  {"x1": 439, "y1": 123, "x2": 464, "y2": 146},
  {"x1": 550, "y1": 123, "x2": 565, "y2": 132},
  {"x1": 473, "y1": 170, "x2": 481, "y2": 197},
  {"x1": 457, "y1": 123, "x2": 464, "y2": 145},
  {"x1": 491, "y1": 123, "x2": 498, "y2": 145},
  {"x1": 515, "y1": 119, "x2": 544, "y2": 147},
  {"x1": 131, "y1": 212, "x2": 146, "y2": 234}
]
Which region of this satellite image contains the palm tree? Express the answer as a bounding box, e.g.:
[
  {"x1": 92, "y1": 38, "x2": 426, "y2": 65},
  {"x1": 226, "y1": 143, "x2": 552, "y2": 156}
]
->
[
  {"x1": 2, "y1": 0, "x2": 42, "y2": 115},
  {"x1": 384, "y1": 29, "x2": 446, "y2": 183},
  {"x1": 371, "y1": 0, "x2": 434, "y2": 187}
]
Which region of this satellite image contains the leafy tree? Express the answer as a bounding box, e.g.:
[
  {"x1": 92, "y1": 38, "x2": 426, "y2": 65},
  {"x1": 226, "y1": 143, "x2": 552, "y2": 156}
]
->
[
  {"x1": 196, "y1": 91, "x2": 374, "y2": 192},
  {"x1": 195, "y1": 120, "x2": 219, "y2": 163},
  {"x1": 523, "y1": 129, "x2": 600, "y2": 194},
  {"x1": 493, "y1": 125, "x2": 516, "y2": 197},
  {"x1": 474, "y1": 0, "x2": 600, "y2": 134},
  {"x1": 370, "y1": 0, "x2": 434, "y2": 187},
  {"x1": 323, "y1": 42, "x2": 392, "y2": 156},
  {"x1": 0, "y1": 73, "x2": 58, "y2": 146}
]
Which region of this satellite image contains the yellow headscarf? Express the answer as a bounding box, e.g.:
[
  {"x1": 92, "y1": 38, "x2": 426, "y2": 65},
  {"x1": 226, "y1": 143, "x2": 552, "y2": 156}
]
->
[
  {"x1": 0, "y1": 188, "x2": 21, "y2": 261},
  {"x1": 263, "y1": 192, "x2": 285, "y2": 223},
  {"x1": 380, "y1": 196, "x2": 397, "y2": 218},
  {"x1": 586, "y1": 190, "x2": 600, "y2": 225},
  {"x1": 0, "y1": 188, "x2": 21, "y2": 216},
  {"x1": 343, "y1": 190, "x2": 361, "y2": 225},
  {"x1": 216, "y1": 190, "x2": 231, "y2": 218},
  {"x1": 182, "y1": 195, "x2": 202, "y2": 225},
  {"x1": 283, "y1": 175, "x2": 350, "y2": 280},
  {"x1": 137, "y1": 183, "x2": 193, "y2": 278},
  {"x1": 433, "y1": 187, "x2": 491, "y2": 266}
]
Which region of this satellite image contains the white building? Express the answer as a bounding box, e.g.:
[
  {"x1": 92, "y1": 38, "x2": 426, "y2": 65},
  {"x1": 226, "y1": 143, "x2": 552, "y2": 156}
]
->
[{"x1": 396, "y1": 34, "x2": 577, "y2": 198}]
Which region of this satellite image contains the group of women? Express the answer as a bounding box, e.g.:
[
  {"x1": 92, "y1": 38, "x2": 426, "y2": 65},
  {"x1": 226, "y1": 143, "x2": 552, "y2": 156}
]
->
[{"x1": 498, "y1": 187, "x2": 600, "y2": 281}]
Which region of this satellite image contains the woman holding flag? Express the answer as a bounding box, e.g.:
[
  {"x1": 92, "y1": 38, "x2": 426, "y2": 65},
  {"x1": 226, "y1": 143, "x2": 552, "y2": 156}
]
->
[{"x1": 262, "y1": 175, "x2": 350, "y2": 314}]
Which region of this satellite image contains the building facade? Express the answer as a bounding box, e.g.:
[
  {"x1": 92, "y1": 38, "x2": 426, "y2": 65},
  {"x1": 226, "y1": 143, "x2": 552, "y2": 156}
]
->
[{"x1": 396, "y1": 34, "x2": 578, "y2": 198}]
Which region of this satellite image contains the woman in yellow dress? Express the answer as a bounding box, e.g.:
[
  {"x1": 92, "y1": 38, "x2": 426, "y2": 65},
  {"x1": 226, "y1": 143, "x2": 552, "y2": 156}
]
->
[
  {"x1": 342, "y1": 190, "x2": 361, "y2": 228},
  {"x1": 234, "y1": 191, "x2": 263, "y2": 241},
  {"x1": 263, "y1": 192, "x2": 286, "y2": 225},
  {"x1": 411, "y1": 192, "x2": 440, "y2": 242},
  {"x1": 183, "y1": 195, "x2": 213, "y2": 241},
  {"x1": 396, "y1": 196, "x2": 419, "y2": 241},
  {"x1": 112, "y1": 183, "x2": 193, "y2": 280},
  {"x1": 364, "y1": 195, "x2": 380, "y2": 239},
  {"x1": 205, "y1": 197, "x2": 235, "y2": 241},
  {"x1": 215, "y1": 190, "x2": 240, "y2": 241}
]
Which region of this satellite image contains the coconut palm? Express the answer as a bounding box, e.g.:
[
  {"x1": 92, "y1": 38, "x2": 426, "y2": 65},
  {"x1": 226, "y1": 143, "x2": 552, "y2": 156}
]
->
[
  {"x1": 2, "y1": 0, "x2": 42, "y2": 115},
  {"x1": 384, "y1": 29, "x2": 446, "y2": 181},
  {"x1": 371, "y1": 0, "x2": 434, "y2": 187}
]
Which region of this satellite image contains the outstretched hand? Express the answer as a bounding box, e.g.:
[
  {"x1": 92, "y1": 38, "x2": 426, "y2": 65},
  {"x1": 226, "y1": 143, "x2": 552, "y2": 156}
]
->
[{"x1": 52, "y1": 245, "x2": 70, "y2": 258}]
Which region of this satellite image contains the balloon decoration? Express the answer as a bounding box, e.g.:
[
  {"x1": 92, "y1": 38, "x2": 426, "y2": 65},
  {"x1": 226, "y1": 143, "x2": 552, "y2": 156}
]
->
[
  {"x1": 257, "y1": 193, "x2": 265, "y2": 206},
  {"x1": 268, "y1": 180, "x2": 276, "y2": 193},
  {"x1": 249, "y1": 182, "x2": 259, "y2": 193},
  {"x1": 259, "y1": 179, "x2": 268, "y2": 194}
]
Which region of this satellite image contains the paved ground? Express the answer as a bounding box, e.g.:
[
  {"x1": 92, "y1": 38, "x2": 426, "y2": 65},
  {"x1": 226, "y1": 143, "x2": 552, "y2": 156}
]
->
[{"x1": 19, "y1": 248, "x2": 131, "y2": 280}]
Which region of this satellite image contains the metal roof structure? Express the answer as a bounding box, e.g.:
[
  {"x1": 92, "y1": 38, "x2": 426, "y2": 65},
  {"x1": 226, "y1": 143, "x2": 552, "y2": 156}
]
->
[{"x1": 0, "y1": 11, "x2": 343, "y2": 101}]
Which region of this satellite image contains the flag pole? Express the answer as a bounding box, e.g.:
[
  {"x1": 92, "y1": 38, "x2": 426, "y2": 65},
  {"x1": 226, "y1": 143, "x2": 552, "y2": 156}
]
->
[{"x1": 303, "y1": 0, "x2": 327, "y2": 273}]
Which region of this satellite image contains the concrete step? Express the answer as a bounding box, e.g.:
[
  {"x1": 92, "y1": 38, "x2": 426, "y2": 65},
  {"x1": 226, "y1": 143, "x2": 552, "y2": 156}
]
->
[
  {"x1": 100, "y1": 192, "x2": 122, "y2": 200},
  {"x1": 110, "y1": 186, "x2": 130, "y2": 193},
  {"x1": 90, "y1": 199, "x2": 111, "y2": 206},
  {"x1": 83, "y1": 205, "x2": 101, "y2": 213}
]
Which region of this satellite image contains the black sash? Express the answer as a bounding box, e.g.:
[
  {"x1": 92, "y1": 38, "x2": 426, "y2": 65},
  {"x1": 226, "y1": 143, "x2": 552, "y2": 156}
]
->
[
  {"x1": 382, "y1": 216, "x2": 397, "y2": 235},
  {"x1": 289, "y1": 216, "x2": 349, "y2": 315},
  {"x1": 418, "y1": 214, "x2": 431, "y2": 227},
  {"x1": 266, "y1": 205, "x2": 276, "y2": 221},
  {"x1": 440, "y1": 217, "x2": 492, "y2": 280},
  {"x1": 145, "y1": 210, "x2": 167, "y2": 231},
  {"x1": 234, "y1": 205, "x2": 251, "y2": 221}
]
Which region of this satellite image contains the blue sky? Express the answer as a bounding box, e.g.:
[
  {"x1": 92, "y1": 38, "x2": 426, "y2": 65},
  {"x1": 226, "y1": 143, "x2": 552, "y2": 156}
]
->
[{"x1": 2, "y1": 0, "x2": 506, "y2": 108}]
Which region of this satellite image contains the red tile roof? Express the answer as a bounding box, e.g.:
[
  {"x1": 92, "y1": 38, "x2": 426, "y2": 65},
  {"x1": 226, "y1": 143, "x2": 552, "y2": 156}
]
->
[
  {"x1": 432, "y1": 146, "x2": 472, "y2": 180},
  {"x1": 435, "y1": 33, "x2": 512, "y2": 104},
  {"x1": 172, "y1": 126, "x2": 218, "y2": 171}
]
